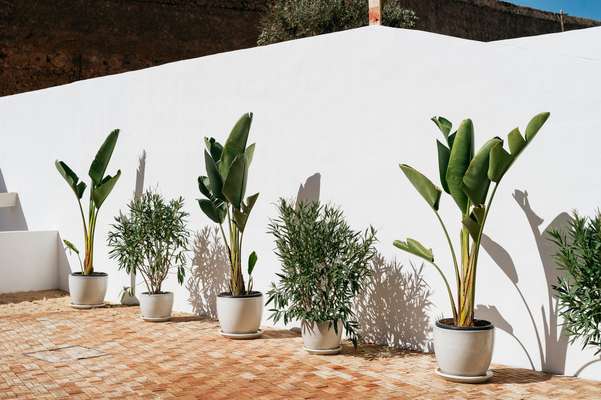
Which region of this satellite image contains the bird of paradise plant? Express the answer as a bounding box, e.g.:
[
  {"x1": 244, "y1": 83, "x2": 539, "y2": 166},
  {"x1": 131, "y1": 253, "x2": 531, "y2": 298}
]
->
[
  {"x1": 394, "y1": 112, "x2": 550, "y2": 327},
  {"x1": 56, "y1": 130, "x2": 121, "y2": 275}
]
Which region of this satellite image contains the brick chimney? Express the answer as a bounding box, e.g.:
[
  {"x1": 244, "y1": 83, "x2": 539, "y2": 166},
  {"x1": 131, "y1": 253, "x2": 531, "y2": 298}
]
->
[{"x1": 369, "y1": 0, "x2": 382, "y2": 25}]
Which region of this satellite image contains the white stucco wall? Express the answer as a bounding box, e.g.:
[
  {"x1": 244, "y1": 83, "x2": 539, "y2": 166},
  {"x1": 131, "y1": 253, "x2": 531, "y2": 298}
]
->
[{"x1": 1, "y1": 26, "x2": 600, "y2": 379}]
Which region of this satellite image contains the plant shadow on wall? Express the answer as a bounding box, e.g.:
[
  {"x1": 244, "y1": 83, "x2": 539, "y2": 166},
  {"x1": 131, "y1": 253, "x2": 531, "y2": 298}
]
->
[
  {"x1": 355, "y1": 254, "x2": 433, "y2": 353},
  {"x1": 476, "y1": 189, "x2": 570, "y2": 374},
  {"x1": 186, "y1": 226, "x2": 229, "y2": 319}
]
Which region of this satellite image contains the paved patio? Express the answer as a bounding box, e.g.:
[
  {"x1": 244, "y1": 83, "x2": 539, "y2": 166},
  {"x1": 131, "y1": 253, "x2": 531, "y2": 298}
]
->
[{"x1": 1, "y1": 291, "x2": 600, "y2": 399}]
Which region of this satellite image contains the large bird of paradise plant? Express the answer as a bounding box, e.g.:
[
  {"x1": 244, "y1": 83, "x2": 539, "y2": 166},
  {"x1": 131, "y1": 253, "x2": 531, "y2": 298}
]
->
[
  {"x1": 56, "y1": 130, "x2": 121, "y2": 275},
  {"x1": 197, "y1": 113, "x2": 259, "y2": 296},
  {"x1": 394, "y1": 112, "x2": 550, "y2": 327}
]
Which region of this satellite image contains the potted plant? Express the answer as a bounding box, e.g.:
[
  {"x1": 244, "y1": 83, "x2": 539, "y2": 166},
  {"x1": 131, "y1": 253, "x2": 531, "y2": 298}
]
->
[
  {"x1": 266, "y1": 199, "x2": 377, "y2": 354},
  {"x1": 56, "y1": 129, "x2": 121, "y2": 308},
  {"x1": 197, "y1": 113, "x2": 262, "y2": 338},
  {"x1": 394, "y1": 112, "x2": 549, "y2": 382},
  {"x1": 550, "y1": 212, "x2": 601, "y2": 355},
  {"x1": 107, "y1": 190, "x2": 190, "y2": 321}
]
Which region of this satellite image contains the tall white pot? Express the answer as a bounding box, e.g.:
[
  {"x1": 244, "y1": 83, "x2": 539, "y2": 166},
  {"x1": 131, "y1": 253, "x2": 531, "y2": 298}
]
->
[
  {"x1": 216, "y1": 291, "x2": 263, "y2": 338},
  {"x1": 68, "y1": 272, "x2": 108, "y2": 308}
]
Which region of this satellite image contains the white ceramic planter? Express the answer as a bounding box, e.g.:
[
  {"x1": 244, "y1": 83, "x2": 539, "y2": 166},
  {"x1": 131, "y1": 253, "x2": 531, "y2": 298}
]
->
[
  {"x1": 302, "y1": 320, "x2": 343, "y2": 354},
  {"x1": 434, "y1": 318, "x2": 495, "y2": 382},
  {"x1": 216, "y1": 291, "x2": 263, "y2": 339},
  {"x1": 139, "y1": 292, "x2": 174, "y2": 322},
  {"x1": 68, "y1": 272, "x2": 108, "y2": 308}
]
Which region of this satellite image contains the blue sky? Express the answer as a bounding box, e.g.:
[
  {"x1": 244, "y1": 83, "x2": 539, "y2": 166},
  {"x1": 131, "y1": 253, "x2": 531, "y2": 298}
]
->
[{"x1": 510, "y1": 1, "x2": 601, "y2": 20}]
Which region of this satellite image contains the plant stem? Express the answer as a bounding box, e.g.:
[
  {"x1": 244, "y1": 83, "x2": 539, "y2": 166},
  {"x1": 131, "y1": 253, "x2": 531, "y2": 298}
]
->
[
  {"x1": 431, "y1": 261, "x2": 458, "y2": 321},
  {"x1": 435, "y1": 211, "x2": 461, "y2": 315}
]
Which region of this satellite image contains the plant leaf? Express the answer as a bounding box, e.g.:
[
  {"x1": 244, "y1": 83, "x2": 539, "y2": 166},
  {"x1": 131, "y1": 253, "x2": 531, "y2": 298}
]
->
[
  {"x1": 244, "y1": 192, "x2": 260, "y2": 214},
  {"x1": 198, "y1": 176, "x2": 212, "y2": 198},
  {"x1": 56, "y1": 160, "x2": 86, "y2": 199},
  {"x1": 399, "y1": 164, "x2": 442, "y2": 211},
  {"x1": 198, "y1": 199, "x2": 226, "y2": 224},
  {"x1": 507, "y1": 128, "x2": 526, "y2": 156},
  {"x1": 63, "y1": 239, "x2": 79, "y2": 255},
  {"x1": 393, "y1": 238, "x2": 434, "y2": 263},
  {"x1": 92, "y1": 170, "x2": 121, "y2": 208},
  {"x1": 223, "y1": 154, "x2": 247, "y2": 209},
  {"x1": 525, "y1": 112, "x2": 550, "y2": 142},
  {"x1": 89, "y1": 129, "x2": 119, "y2": 185},
  {"x1": 431, "y1": 116, "x2": 452, "y2": 140},
  {"x1": 248, "y1": 251, "x2": 257, "y2": 276},
  {"x1": 446, "y1": 119, "x2": 473, "y2": 213},
  {"x1": 204, "y1": 150, "x2": 224, "y2": 200},
  {"x1": 204, "y1": 137, "x2": 223, "y2": 161},
  {"x1": 463, "y1": 137, "x2": 502, "y2": 205},
  {"x1": 462, "y1": 206, "x2": 485, "y2": 240},
  {"x1": 219, "y1": 113, "x2": 253, "y2": 178},
  {"x1": 436, "y1": 140, "x2": 451, "y2": 193},
  {"x1": 488, "y1": 143, "x2": 512, "y2": 182}
]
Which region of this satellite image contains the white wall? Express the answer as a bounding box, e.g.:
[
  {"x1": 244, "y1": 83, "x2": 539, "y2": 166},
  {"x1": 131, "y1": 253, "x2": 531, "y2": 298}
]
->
[{"x1": 1, "y1": 26, "x2": 601, "y2": 379}]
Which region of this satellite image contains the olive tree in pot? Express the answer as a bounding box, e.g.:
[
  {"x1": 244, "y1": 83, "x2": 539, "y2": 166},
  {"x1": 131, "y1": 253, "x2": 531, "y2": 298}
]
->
[
  {"x1": 267, "y1": 199, "x2": 377, "y2": 354},
  {"x1": 197, "y1": 113, "x2": 262, "y2": 338},
  {"x1": 56, "y1": 130, "x2": 121, "y2": 308},
  {"x1": 394, "y1": 112, "x2": 549, "y2": 383},
  {"x1": 107, "y1": 190, "x2": 190, "y2": 321}
]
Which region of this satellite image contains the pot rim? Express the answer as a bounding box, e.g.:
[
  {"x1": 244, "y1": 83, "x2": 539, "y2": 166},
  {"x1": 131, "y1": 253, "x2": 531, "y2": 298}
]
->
[
  {"x1": 436, "y1": 318, "x2": 494, "y2": 331},
  {"x1": 217, "y1": 291, "x2": 262, "y2": 299},
  {"x1": 140, "y1": 291, "x2": 174, "y2": 296},
  {"x1": 70, "y1": 272, "x2": 108, "y2": 278}
]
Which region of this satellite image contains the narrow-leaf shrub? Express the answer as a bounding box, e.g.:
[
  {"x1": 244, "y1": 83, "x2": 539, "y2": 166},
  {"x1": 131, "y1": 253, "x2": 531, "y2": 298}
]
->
[
  {"x1": 257, "y1": 0, "x2": 417, "y2": 46},
  {"x1": 108, "y1": 190, "x2": 190, "y2": 294},
  {"x1": 266, "y1": 199, "x2": 377, "y2": 347},
  {"x1": 549, "y1": 212, "x2": 601, "y2": 354}
]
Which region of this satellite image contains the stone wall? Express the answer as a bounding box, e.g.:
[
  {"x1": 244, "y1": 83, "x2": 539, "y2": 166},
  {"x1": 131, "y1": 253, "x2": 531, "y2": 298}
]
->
[{"x1": 1, "y1": 0, "x2": 598, "y2": 97}]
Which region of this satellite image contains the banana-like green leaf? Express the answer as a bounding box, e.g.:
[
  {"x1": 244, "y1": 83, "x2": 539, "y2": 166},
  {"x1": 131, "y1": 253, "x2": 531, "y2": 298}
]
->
[
  {"x1": 92, "y1": 170, "x2": 121, "y2": 208},
  {"x1": 204, "y1": 150, "x2": 224, "y2": 200},
  {"x1": 198, "y1": 176, "x2": 212, "y2": 198},
  {"x1": 219, "y1": 113, "x2": 253, "y2": 178},
  {"x1": 393, "y1": 238, "x2": 434, "y2": 263},
  {"x1": 204, "y1": 137, "x2": 223, "y2": 161},
  {"x1": 234, "y1": 192, "x2": 260, "y2": 232},
  {"x1": 223, "y1": 154, "x2": 247, "y2": 209},
  {"x1": 436, "y1": 140, "x2": 451, "y2": 193},
  {"x1": 89, "y1": 129, "x2": 119, "y2": 185},
  {"x1": 248, "y1": 251, "x2": 258, "y2": 276},
  {"x1": 463, "y1": 137, "x2": 502, "y2": 205},
  {"x1": 462, "y1": 205, "x2": 485, "y2": 240},
  {"x1": 432, "y1": 116, "x2": 452, "y2": 140},
  {"x1": 446, "y1": 119, "x2": 474, "y2": 213},
  {"x1": 56, "y1": 160, "x2": 86, "y2": 199},
  {"x1": 245, "y1": 143, "x2": 255, "y2": 169},
  {"x1": 488, "y1": 143, "x2": 512, "y2": 182},
  {"x1": 400, "y1": 164, "x2": 442, "y2": 211},
  {"x1": 507, "y1": 128, "x2": 526, "y2": 156},
  {"x1": 63, "y1": 239, "x2": 80, "y2": 255},
  {"x1": 198, "y1": 199, "x2": 226, "y2": 224},
  {"x1": 244, "y1": 192, "x2": 259, "y2": 214},
  {"x1": 525, "y1": 112, "x2": 550, "y2": 142},
  {"x1": 447, "y1": 131, "x2": 456, "y2": 149}
]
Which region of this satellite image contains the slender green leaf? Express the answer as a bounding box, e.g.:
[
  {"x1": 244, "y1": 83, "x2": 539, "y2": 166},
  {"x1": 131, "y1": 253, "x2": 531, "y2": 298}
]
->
[
  {"x1": 92, "y1": 170, "x2": 121, "y2": 207},
  {"x1": 198, "y1": 199, "x2": 225, "y2": 224},
  {"x1": 244, "y1": 192, "x2": 260, "y2": 214},
  {"x1": 448, "y1": 131, "x2": 456, "y2": 149},
  {"x1": 393, "y1": 238, "x2": 434, "y2": 263},
  {"x1": 446, "y1": 119, "x2": 474, "y2": 213},
  {"x1": 223, "y1": 154, "x2": 247, "y2": 209},
  {"x1": 63, "y1": 239, "x2": 80, "y2": 255},
  {"x1": 507, "y1": 128, "x2": 526, "y2": 156},
  {"x1": 204, "y1": 137, "x2": 223, "y2": 161},
  {"x1": 245, "y1": 143, "x2": 256, "y2": 169},
  {"x1": 89, "y1": 129, "x2": 119, "y2": 185},
  {"x1": 463, "y1": 137, "x2": 502, "y2": 205},
  {"x1": 248, "y1": 251, "x2": 258, "y2": 276},
  {"x1": 197, "y1": 176, "x2": 212, "y2": 198},
  {"x1": 56, "y1": 160, "x2": 86, "y2": 199},
  {"x1": 204, "y1": 150, "x2": 224, "y2": 200},
  {"x1": 525, "y1": 112, "x2": 550, "y2": 142},
  {"x1": 219, "y1": 113, "x2": 253, "y2": 178},
  {"x1": 399, "y1": 164, "x2": 442, "y2": 211},
  {"x1": 488, "y1": 143, "x2": 512, "y2": 182},
  {"x1": 431, "y1": 116, "x2": 452, "y2": 139},
  {"x1": 436, "y1": 140, "x2": 451, "y2": 193}
]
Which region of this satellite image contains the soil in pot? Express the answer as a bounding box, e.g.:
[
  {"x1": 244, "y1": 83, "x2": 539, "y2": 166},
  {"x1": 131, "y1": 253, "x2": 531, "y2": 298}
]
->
[
  {"x1": 216, "y1": 291, "x2": 263, "y2": 338},
  {"x1": 68, "y1": 272, "x2": 108, "y2": 308}
]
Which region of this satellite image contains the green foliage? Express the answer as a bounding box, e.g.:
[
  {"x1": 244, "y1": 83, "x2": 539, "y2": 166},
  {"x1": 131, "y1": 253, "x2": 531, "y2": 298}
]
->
[
  {"x1": 257, "y1": 0, "x2": 417, "y2": 46},
  {"x1": 56, "y1": 129, "x2": 121, "y2": 275},
  {"x1": 394, "y1": 113, "x2": 550, "y2": 326},
  {"x1": 107, "y1": 190, "x2": 190, "y2": 294},
  {"x1": 266, "y1": 199, "x2": 377, "y2": 348},
  {"x1": 197, "y1": 113, "x2": 259, "y2": 296},
  {"x1": 549, "y1": 212, "x2": 601, "y2": 354}
]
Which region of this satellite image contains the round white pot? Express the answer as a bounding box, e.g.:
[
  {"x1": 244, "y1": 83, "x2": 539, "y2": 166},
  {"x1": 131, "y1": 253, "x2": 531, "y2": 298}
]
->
[
  {"x1": 139, "y1": 292, "x2": 174, "y2": 322},
  {"x1": 302, "y1": 320, "x2": 343, "y2": 354},
  {"x1": 434, "y1": 318, "x2": 494, "y2": 380},
  {"x1": 216, "y1": 291, "x2": 263, "y2": 338},
  {"x1": 68, "y1": 272, "x2": 108, "y2": 308}
]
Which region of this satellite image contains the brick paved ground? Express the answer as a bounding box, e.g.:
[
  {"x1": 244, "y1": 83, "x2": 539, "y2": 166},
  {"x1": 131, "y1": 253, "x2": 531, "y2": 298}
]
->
[{"x1": 1, "y1": 290, "x2": 601, "y2": 399}]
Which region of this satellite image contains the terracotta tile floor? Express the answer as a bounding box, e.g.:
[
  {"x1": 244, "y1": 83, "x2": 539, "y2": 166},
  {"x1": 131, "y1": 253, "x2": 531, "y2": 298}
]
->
[{"x1": 1, "y1": 291, "x2": 601, "y2": 399}]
